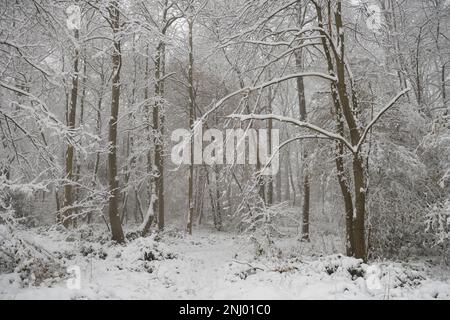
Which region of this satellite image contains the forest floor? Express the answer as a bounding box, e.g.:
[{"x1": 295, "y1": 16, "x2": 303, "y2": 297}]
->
[{"x1": 1, "y1": 224, "x2": 450, "y2": 299}]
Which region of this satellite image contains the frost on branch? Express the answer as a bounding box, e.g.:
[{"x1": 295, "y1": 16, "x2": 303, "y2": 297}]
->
[
  {"x1": 0, "y1": 174, "x2": 64, "y2": 285},
  {"x1": 426, "y1": 200, "x2": 450, "y2": 247}
]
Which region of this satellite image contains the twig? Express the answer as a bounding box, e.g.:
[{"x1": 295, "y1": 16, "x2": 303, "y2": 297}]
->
[
  {"x1": 231, "y1": 259, "x2": 265, "y2": 271},
  {"x1": 101, "y1": 214, "x2": 111, "y2": 232}
]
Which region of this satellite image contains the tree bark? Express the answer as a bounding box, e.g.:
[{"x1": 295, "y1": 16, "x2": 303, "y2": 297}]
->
[
  {"x1": 313, "y1": 0, "x2": 363, "y2": 258},
  {"x1": 334, "y1": 1, "x2": 366, "y2": 260},
  {"x1": 62, "y1": 28, "x2": 79, "y2": 228},
  {"x1": 187, "y1": 18, "x2": 195, "y2": 235},
  {"x1": 107, "y1": 1, "x2": 125, "y2": 243},
  {"x1": 295, "y1": 48, "x2": 310, "y2": 242},
  {"x1": 266, "y1": 84, "x2": 274, "y2": 206}
]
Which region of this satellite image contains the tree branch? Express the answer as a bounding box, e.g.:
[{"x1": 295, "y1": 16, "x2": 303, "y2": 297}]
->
[
  {"x1": 227, "y1": 113, "x2": 355, "y2": 153},
  {"x1": 203, "y1": 72, "x2": 337, "y2": 120},
  {"x1": 356, "y1": 87, "x2": 411, "y2": 153}
]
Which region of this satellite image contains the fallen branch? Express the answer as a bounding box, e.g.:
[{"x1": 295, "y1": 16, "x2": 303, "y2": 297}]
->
[{"x1": 231, "y1": 259, "x2": 265, "y2": 271}]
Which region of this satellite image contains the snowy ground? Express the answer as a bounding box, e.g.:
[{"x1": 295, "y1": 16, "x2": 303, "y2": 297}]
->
[{"x1": 1, "y1": 225, "x2": 450, "y2": 300}]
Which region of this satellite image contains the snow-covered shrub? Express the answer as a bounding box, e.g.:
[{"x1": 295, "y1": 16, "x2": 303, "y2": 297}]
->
[
  {"x1": 367, "y1": 106, "x2": 447, "y2": 259},
  {"x1": 368, "y1": 138, "x2": 433, "y2": 258},
  {"x1": 8, "y1": 189, "x2": 39, "y2": 227},
  {"x1": 0, "y1": 179, "x2": 17, "y2": 273},
  {"x1": 0, "y1": 224, "x2": 15, "y2": 273},
  {"x1": 421, "y1": 125, "x2": 450, "y2": 260},
  {"x1": 0, "y1": 217, "x2": 64, "y2": 286},
  {"x1": 123, "y1": 236, "x2": 177, "y2": 273},
  {"x1": 14, "y1": 255, "x2": 64, "y2": 287},
  {"x1": 318, "y1": 255, "x2": 365, "y2": 280},
  {"x1": 0, "y1": 176, "x2": 64, "y2": 285},
  {"x1": 239, "y1": 201, "x2": 298, "y2": 258},
  {"x1": 426, "y1": 200, "x2": 450, "y2": 246},
  {"x1": 420, "y1": 124, "x2": 450, "y2": 187}
]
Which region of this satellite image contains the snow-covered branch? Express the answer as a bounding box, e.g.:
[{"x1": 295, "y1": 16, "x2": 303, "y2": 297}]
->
[
  {"x1": 227, "y1": 113, "x2": 355, "y2": 152},
  {"x1": 203, "y1": 73, "x2": 337, "y2": 120},
  {"x1": 356, "y1": 87, "x2": 411, "y2": 153}
]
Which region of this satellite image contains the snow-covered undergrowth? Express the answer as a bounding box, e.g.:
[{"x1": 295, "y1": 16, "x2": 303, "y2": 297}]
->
[{"x1": 0, "y1": 224, "x2": 449, "y2": 300}]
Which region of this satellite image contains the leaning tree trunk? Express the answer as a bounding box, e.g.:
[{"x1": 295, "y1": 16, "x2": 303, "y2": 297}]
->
[{"x1": 140, "y1": 180, "x2": 156, "y2": 237}]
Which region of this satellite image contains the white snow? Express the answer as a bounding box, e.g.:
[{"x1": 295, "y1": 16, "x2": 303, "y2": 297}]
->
[{"x1": 1, "y1": 225, "x2": 449, "y2": 300}]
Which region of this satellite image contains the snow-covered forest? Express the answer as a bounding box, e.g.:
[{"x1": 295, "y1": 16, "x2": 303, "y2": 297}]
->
[{"x1": 0, "y1": 0, "x2": 449, "y2": 300}]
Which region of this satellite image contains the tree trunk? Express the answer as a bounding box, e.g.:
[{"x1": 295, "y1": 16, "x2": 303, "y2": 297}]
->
[
  {"x1": 334, "y1": 1, "x2": 366, "y2": 260},
  {"x1": 214, "y1": 166, "x2": 223, "y2": 230},
  {"x1": 295, "y1": 50, "x2": 310, "y2": 242},
  {"x1": 107, "y1": 1, "x2": 125, "y2": 243},
  {"x1": 256, "y1": 143, "x2": 266, "y2": 204},
  {"x1": 63, "y1": 28, "x2": 79, "y2": 228},
  {"x1": 442, "y1": 63, "x2": 448, "y2": 115},
  {"x1": 154, "y1": 39, "x2": 166, "y2": 231},
  {"x1": 284, "y1": 154, "x2": 291, "y2": 202},
  {"x1": 141, "y1": 181, "x2": 156, "y2": 237},
  {"x1": 266, "y1": 84, "x2": 274, "y2": 206},
  {"x1": 335, "y1": 140, "x2": 355, "y2": 256},
  {"x1": 313, "y1": 0, "x2": 365, "y2": 258},
  {"x1": 352, "y1": 155, "x2": 366, "y2": 260},
  {"x1": 187, "y1": 18, "x2": 195, "y2": 235},
  {"x1": 276, "y1": 157, "x2": 282, "y2": 203}
]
